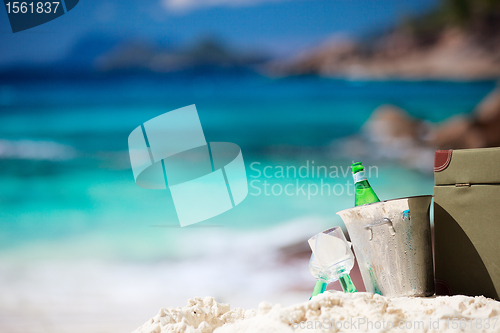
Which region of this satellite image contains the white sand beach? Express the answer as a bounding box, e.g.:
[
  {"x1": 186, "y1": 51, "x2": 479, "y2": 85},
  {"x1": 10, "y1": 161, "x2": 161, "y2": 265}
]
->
[{"x1": 134, "y1": 291, "x2": 500, "y2": 333}]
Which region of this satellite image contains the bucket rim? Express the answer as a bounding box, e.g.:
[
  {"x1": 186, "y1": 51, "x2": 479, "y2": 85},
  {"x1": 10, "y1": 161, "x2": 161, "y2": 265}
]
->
[{"x1": 335, "y1": 194, "x2": 433, "y2": 216}]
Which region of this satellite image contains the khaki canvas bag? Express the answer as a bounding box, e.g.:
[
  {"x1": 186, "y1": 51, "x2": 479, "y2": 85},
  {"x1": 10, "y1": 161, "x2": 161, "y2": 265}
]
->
[{"x1": 434, "y1": 147, "x2": 500, "y2": 299}]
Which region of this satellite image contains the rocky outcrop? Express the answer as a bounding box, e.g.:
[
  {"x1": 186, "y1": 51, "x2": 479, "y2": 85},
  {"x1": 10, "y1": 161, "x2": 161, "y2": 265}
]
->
[
  {"x1": 433, "y1": 87, "x2": 500, "y2": 148},
  {"x1": 265, "y1": 29, "x2": 500, "y2": 80},
  {"x1": 472, "y1": 87, "x2": 500, "y2": 147},
  {"x1": 336, "y1": 86, "x2": 500, "y2": 173},
  {"x1": 358, "y1": 105, "x2": 436, "y2": 172}
]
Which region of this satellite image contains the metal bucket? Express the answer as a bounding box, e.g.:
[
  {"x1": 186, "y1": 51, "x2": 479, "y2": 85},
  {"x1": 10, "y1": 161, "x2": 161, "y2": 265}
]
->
[{"x1": 336, "y1": 195, "x2": 434, "y2": 297}]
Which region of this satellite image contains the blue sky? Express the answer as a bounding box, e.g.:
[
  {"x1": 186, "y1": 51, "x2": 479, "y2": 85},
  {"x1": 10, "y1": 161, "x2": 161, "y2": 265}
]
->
[{"x1": 0, "y1": 0, "x2": 439, "y2": 67}]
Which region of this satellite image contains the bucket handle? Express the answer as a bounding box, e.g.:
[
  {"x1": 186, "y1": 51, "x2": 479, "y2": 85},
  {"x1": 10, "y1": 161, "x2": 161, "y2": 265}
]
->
[{"x1": 363, "y1": 218, "x2": 396, "y2": 240}]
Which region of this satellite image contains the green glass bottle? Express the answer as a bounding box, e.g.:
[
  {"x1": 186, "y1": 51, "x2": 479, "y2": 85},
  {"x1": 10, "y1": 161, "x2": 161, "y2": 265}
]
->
[{"x1": 351, "y1": 162, "x2": 380, "y2": 206}]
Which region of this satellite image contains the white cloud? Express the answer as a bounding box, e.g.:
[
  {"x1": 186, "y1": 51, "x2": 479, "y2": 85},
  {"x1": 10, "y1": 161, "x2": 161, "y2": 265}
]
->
[{"x1": 162, "y1": 0, "x2": 291, "y2": 13}]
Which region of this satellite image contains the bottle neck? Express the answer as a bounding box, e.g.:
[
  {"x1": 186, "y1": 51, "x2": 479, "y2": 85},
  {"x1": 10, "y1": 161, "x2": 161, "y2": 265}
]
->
[
  {"x1": 352, "y1": 170, "x2": 367, "y2": 184},
  {"x1": 352, "y1": 165, "x2": 380, "y2": 206}
]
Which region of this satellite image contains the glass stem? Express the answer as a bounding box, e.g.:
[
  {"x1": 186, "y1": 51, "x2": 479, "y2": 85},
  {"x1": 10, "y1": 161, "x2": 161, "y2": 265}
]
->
[
  {"x1": 339, "y1": 273, "x2": 357, "y2": 293},
  {"x1": 310, "y1": 279, "x2": 327, "y2": 300}
]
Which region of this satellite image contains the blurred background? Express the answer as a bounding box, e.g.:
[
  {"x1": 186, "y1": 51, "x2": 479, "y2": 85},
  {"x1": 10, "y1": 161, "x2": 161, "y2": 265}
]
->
[{"x1": 1, "y1": 0, "x2": 500, "y2": 332}]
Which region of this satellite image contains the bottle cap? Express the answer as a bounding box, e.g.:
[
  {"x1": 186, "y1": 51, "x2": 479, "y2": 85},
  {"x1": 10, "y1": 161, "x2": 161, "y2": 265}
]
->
[{"x1": 351, "y1": 162, "x2": 364, "y2": 174}]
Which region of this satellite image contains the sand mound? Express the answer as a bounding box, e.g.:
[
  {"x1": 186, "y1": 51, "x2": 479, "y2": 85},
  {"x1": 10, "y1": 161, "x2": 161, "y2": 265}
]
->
[
  {"x1": 133, "y1": 291, "x2": 500, "y2": 332},
  {"x1": 132, "y1": 297, "x2": 254, "y2": 333}
]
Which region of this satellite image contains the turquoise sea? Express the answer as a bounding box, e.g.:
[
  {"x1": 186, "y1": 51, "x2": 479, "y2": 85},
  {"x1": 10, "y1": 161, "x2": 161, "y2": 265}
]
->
[
  {"x1": 0, "y1": 72, "x2": 496, "y2": 331},
  {"x1": 0, "y1": 73, "x2": 496, "y2": 259}
]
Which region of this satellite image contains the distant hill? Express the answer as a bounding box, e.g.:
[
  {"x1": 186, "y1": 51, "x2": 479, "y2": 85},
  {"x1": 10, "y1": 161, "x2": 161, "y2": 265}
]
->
[
  {"x1": 264, "y1": 0, "x2": 500, "y2": 80},
  {"x1": 0, "y1": 35, "x2": 268, "y2": 81},
  {"x1": 94, "y1": 38, "x2": 267, "y2": 73}
]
